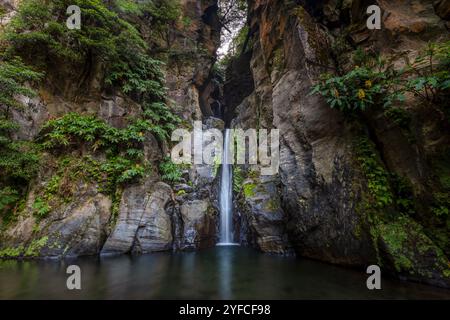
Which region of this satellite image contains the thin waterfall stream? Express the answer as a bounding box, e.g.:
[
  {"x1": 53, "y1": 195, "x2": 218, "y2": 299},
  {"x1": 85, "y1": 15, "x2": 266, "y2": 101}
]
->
[{"x1": 217, "y1": 129, "x2": 238, "y2": 245}]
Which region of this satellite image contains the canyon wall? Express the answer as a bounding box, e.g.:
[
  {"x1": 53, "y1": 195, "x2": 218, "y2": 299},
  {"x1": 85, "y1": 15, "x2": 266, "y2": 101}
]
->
[
  {"x1": 0, "y1": 0, "x2": 222, "y2": 258},
  {"x1": 229, "y1": 0, "x2": 450, "y2": 288}
]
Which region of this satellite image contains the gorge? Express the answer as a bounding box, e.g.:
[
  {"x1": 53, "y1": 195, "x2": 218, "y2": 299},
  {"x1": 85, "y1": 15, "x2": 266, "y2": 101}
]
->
[{"x1": 0, "y1": 0, "x2": 449, "y2": 299}]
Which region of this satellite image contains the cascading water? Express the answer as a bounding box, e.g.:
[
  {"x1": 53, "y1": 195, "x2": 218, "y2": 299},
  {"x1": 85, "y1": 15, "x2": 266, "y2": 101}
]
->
[{"x1": 217, "y1": 129, "x2": 237, "y2": 245}]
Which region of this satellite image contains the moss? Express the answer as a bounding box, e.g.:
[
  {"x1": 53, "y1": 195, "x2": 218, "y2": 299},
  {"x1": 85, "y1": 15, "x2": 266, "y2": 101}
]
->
[
  {"x1": 291, "y1": 6, "x2": 328, "y2": 65},
  {"x1": 375, "y1": 216, "x2": 449, "y2": 277},
  {"x1": 269, "y1": 47, "x2": 284, "y2": 75},
  {"x1": 108, "y1": 187, "x2": 123, "y2": 231},
  {"x1": 233, "y1": 166, "x2": 245, "y2": 193},
  {"x1": 243, "y1": 183, "x2": 256, "y2": 198},
  {"x1": 353, "y1": 222, "x2": 362, "y2": 239},
  {"x1": 378, "y1": 220, "x2": 414, "y2": 272},
  {"x1": 23, "y1": 236, "x2": 48, "y2": 257},
  {"x1": 354, "y1": 136, "x2": 393, "y2": 209},
  {"x1": 265, "y1": 199, "x2": 280, "y2": 211},
  {"x1": 0, "y1": 246, "x2": 24, "y2": 258}
]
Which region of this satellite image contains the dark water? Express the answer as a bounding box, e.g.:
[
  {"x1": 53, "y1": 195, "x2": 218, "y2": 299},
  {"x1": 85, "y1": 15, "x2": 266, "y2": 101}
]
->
[{"x1": 0, "y1": 247, "x2": 449, "y2": 299}]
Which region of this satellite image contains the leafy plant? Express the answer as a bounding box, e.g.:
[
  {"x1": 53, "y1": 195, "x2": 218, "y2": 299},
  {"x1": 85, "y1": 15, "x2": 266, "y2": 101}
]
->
[
  {"x1": 0, "y1": 58, "x2": 43, "y2": 219},
  {"x1": 0, "y1": 187, "x2": 20, "y2": 214},
  {"x1": 233, "y1": 166, "x2": 244, "y2": 193},
  {"x1": 159, "y1": 157, "x2": 183, "y2": 184},
  {"x1": 355, "y1": 137, "x2": 393, "y2": 209},
  {"x1": 403, "y1": 42, "x2": 450, "y2": 106},
  {"x1": 32, "y1": 197, "x2": 51, "y2": 220},
  {"x1": 310, "y1": 50, "x2": 405, "y2": 112},
  {"x1": 311, "y1": 42, "x2": 449, "y2": 118},
  {"x1": 3, "y1": 0, "x2": 167, "y2": 100}
]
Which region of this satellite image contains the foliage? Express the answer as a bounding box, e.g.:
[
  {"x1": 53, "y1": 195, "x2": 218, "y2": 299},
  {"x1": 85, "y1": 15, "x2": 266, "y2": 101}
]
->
[
  {"x1": 142, "y1": 101, "x2": 181, "y2": 141},
  {"x1": 243, "y1": 183, "x2": 256, "y2": 198},
  {"x1": 390, "y1": 174, "x2": 415, "y2": 216},
  {"x1": 3, "y1": 0, "x2": 167, "y2": 99},
  {"x1": 23, "y1": 236, "x2": 48, "y2": 257},
  {"x1": 0, "y1": 187, "x2": 20, "y2": 214},
  {"x1": 32, "y1": 197, "x2": 51, "y2": 220},
  {"x1": 0, "y1": 246, "x2": 23, "y2": 258},
  {"x1": 310, "y1": 49, "x2": 405, "y2": 111},
  {"x1": 0, "y1": 58, "x2": 43, "y2": 220},
  {"x1": 0, "y1": 58, "x2": 43, "y2": 111},
  {"x1": 311, "y1": 42, "x2": 450, "y2": 116},
  {"x1": 39, "y1": 113, "x2": 154, "y2": 187},
  {"x1": 403, "y1": 41, "x2": 450, "y2": 107},
  {"x1": 355, "y1": 137, "x2": 393, "y2": 209},
  {"x1": 159, "y1": 157, "x2": 183, "y2": 184},
  {"x1": 432, "y1": 192, "x2": 450, "y2": 217},
  {"x1": 233, "y1": 166, "x2": 244, "y2": 193}
]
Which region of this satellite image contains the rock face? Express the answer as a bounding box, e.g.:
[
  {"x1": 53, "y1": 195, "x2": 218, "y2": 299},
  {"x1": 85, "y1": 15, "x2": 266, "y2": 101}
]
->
[
  {"x1": 0, "y1": 1, "x2": 222, "y2": 258},
  {"x1": 101, "y1": 180, "x2": 173, "y2": 255},
  {"x1": 177, "y1": 199, "x2": 217, "y2": 250},
  {"x1": 227, "y1": 0, "x2": 450, "y2": 287},
  {"x1": 1, "y1": 182, "x2": 112, "y2": 259},
  {"x1": 236, "y1": 175, "x2": 292, "y2": 254}
]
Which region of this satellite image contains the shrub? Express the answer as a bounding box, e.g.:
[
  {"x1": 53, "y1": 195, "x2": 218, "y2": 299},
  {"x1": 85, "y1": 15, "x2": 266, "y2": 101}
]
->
[
  {"x1": 310, "y1": 50, "x2": 405, "y2": 112},
  {"x1": 0, "y1": 58, "x2": 42, "y2": 216},
  {"x1": 32, "y1": 197, "x2": 51, "y2": 220},
  {"x1": 3, "y1": 0, "x2": 167, "y2": 100},
  {"x1": 159, "y1": 157, "x2": 183, "y2": 184},
  {"x1": 311, "y1": 42, "x2": 449, "y2": 117}
]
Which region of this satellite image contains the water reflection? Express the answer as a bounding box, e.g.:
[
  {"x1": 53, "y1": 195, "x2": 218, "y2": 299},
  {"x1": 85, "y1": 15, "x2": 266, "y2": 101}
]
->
[{"x1": 0, "y1": 247, "x2": 449, "y2": 299}]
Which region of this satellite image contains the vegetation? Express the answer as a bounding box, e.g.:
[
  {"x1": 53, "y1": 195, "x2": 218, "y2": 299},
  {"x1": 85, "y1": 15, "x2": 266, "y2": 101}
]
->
[
  {"x1": 311, "y1": 42, "x2": 450, "y2": 116},
  {"x1": 0, "y1": 0, "x2": 182, "y2": 226},
  {"x1": 3, "y1": 0, "x2": 167, "y2": 99},
  {"x1": 354, "y1": 137, "x2": 393, "y2": 209},
  {"x1": 0, "y1": 58, "x2": 43, "y2": 220},
  {"x1": 159, "y1": 157, "x2": 183, "y2": 184},
  {"x1": 310, "y1": 48, "x2": 405, "y2": 112},
  {"x1": 232, "y1": 166, "x2": 244, "y2": 193}
]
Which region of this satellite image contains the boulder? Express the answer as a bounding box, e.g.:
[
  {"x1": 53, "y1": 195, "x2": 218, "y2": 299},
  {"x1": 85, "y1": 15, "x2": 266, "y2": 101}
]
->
[
  {"x1": 101, "y1": 180, "x2": 173, "y2": 255},
  {"x1": 177, "y1": 199, "x2": 217, "y2": 250}
]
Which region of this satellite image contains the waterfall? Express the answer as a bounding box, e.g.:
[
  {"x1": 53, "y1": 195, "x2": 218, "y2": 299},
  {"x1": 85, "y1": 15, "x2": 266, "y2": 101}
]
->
[{"x1": 217, "y1": 129, "x2": 237, "y2": 245}]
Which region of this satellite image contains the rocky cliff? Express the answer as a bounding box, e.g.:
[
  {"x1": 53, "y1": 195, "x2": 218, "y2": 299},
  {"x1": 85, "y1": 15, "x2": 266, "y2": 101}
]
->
[
  {"x1": 0, "y1": 0, "x2": 222, "y2": 258},
  {"x1": 0, "y1": 0, "x2": 449, "y2": 290},
  {"x1": 227, "y1": 0, "x2": 450, "y2": 288}
]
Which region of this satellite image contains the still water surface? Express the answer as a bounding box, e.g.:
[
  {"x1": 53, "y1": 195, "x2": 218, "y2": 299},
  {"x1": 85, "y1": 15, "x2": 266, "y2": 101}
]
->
[{"x1": 0, "y1": 247, "x2": 449, "y2": 299}]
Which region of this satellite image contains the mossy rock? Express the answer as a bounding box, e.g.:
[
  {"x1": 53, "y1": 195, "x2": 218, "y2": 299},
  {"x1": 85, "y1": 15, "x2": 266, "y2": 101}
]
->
[{"x1": 375, "y1": 216, "x2": 450, "y2": 286}]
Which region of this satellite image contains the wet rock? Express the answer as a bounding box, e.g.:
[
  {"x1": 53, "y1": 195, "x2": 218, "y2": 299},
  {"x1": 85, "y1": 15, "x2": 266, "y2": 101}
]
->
[
  {"x1": 101, "y1": 180, "x2": 173, "y2": 255},
  {"x1": 173, "y1": 184, "x2": 194, "y2": 194},
  {"x1": 1, "y1": 182, "x2": 112, "y2": 258},
  {"x1": 230, "y1": 0, "x2": 450, "y2": 288},
  {"x1": 10, "y1": 95, "x2": 49, "y2": 141},
  {"x1": 237, "y1": 174, "x2": 293, "y2": 254},
  {"x1": 177, "y1": 199, "x2": 217, "y2": 250},
  {"x1": 41, "y1": 190, "x2": 112, "y2": 257},
  {"x1": 434, "y1": 0, "x2": 450, "y2": 20}
]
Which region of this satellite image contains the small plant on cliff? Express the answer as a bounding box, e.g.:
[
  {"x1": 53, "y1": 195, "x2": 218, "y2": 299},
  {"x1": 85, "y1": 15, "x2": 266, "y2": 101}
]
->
[
  {"x1": 32, "y1": 197, "x2": 51, "y2": 220},
  {"x1": 39, "y1": 113, "x2": 154, "y2": 187},
  {"x1": 402, "y1": 41, "x2": 450, "y2": 119},
  {"x1": 310, "y1": 49, "x2": 405, "y2": 112},
  {"x1": 159, "y1": 157, "x2": 183, "y2": 184},
  {"x1": 232, "y1": 166, "x2": 244, "y2": 193},
  {"x1": 312, "y1": 42, "x2": 450, "y2": 118}
]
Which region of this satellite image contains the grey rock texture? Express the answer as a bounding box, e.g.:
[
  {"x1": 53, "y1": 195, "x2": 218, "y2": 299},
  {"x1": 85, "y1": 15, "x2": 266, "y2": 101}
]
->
[
  {"x1": 227, "y1": 0, "x2": 450, "y2": 287},
  {"x1": 101, "y1": 180, "x2": 173, "y2": 255}
]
